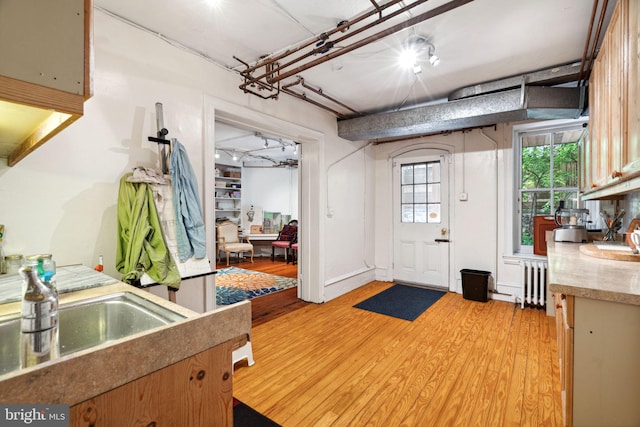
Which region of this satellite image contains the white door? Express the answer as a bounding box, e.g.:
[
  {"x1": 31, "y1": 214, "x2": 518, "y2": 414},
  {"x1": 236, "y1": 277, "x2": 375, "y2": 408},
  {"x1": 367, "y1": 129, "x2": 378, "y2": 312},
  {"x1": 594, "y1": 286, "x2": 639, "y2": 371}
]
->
[{"x1": 393, "y1": 151, "x2": 450, "y2": 288}]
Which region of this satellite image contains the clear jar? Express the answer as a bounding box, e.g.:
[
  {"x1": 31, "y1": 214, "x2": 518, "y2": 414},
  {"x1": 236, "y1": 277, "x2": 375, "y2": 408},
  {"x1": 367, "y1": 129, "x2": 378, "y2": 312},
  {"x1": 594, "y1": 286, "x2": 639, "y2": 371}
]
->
[{"x1": 5, "y1": 254, "x2": 24, "y2": 274}]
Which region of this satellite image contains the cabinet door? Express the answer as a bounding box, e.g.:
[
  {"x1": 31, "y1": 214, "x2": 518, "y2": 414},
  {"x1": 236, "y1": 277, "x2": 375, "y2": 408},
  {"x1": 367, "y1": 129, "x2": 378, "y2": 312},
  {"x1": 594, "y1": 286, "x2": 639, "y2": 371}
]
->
[
  {"x1": 578, "y1": 128, "x2": 590, "y2": 193},
  {"x1": 626, "y1": 0, "x2": 640, "y2": 174},
  {"x1": 607, "y1": 1, "x2": 626, "y2": 179},
  {"x1": 590, "y1": 51, "x2": 609, "y2": 189}
]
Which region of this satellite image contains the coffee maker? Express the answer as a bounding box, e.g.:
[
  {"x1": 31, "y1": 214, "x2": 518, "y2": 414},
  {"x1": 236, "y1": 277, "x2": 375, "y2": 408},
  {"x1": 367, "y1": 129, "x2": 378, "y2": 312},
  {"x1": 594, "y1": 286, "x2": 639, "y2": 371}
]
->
[{"x1": 552, "y1": 201, "x2": 589, "y2": 243}]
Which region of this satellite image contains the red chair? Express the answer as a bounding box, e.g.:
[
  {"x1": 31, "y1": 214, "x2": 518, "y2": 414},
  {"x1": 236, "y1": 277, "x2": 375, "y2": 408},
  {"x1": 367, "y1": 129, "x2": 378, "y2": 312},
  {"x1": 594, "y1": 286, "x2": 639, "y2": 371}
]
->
[
  {"x1": 271, "y1": 221, "x2": 297, "y2": 262},
  {"x1": 288, "y1": 242, "x2": 299, "y2": 265}
]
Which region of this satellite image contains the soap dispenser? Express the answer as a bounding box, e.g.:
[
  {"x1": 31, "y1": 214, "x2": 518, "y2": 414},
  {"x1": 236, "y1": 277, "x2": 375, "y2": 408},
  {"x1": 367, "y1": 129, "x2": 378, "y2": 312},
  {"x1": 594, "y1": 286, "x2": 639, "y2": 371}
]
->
[{"x1": 20, "y1": 265, "x2": 59, "y2": 368}]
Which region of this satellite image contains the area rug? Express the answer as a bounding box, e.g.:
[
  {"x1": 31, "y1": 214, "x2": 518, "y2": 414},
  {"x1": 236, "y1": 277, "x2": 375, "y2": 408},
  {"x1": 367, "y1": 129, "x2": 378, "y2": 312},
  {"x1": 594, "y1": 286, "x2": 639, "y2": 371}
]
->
[
  {"x1": 234, "y1": 397, "x2": 281, "y2": 427},
  {"x1": 216, "y1": 266, "x2": 297, "y2": 306},
  {"x1": 353, "y1": 284, "x2": 446, "y2": 321}
]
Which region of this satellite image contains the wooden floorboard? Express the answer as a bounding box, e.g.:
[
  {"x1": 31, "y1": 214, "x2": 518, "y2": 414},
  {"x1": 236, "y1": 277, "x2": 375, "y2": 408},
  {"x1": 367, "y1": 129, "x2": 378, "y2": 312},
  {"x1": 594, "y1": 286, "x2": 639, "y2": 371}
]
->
[{"x1": 232, "y1": 281, "x2": 562, "y2": 426}]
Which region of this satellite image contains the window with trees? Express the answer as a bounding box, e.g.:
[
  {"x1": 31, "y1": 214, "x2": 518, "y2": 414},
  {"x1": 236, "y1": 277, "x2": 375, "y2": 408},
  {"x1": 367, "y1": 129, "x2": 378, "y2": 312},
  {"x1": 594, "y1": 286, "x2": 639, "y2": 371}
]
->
[{"x1": 516, "y1": 124, "x2": 585, "y2": 251}]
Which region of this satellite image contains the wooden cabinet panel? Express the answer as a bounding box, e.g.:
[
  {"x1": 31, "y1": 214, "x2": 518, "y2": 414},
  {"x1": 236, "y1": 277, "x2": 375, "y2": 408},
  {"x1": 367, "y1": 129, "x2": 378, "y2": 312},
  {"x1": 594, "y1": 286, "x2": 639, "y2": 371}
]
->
[
  {"x1": 70, "y1": 342, "x2": 234, "y2": 427},
  {"x1": 607, "y1": 1, "x2": 626, "y2": 178},
  {"x1": 553, "y1": 293, "x2": 574, "y2": 427},
  {"x1": 626, "y1": 0, "x2": 640, "y2": 174},
  {"x1": 583, "y1": 0, "x2": 640, "y2": 198}
]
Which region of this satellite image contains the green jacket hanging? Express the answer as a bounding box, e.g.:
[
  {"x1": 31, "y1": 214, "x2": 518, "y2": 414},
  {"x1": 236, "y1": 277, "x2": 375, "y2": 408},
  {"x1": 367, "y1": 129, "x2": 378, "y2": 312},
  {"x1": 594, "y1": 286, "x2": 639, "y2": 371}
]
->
[{"x1": 116, "y1": 173, "x2": 181, "y2": 289}]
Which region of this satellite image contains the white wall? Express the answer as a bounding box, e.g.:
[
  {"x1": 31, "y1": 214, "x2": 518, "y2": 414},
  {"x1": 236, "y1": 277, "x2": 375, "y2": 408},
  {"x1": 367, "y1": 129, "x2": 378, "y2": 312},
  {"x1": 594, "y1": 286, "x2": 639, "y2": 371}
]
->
[
  {"x1": 0, "y1": 9, "x2": 374, "y2": 309},
  {"x1": 242, "y1": 166, "x2": 299, "y2": 229}
]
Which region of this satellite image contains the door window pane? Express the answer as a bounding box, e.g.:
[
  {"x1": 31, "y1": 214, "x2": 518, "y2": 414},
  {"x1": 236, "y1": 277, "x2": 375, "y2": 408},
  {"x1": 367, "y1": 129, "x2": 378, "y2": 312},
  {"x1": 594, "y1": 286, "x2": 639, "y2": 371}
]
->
[
  {"x1": 402, "y1": 186, "x2": 414, "y2": 204},
  {"x1": 428, "y1": 204, "x2": 441, "y2": 223},
  {"x1": 401, "y1": 165, "x2": 414, "y2": 185},
  {"x1": 415, "y1": 204, "x2": 427, "y2": 223},
  {"x1": 414, "y1": 164, "x2": 427, "y2": 184},
  {"x1": 402, "y1": 205, "x2": 414, "y2": 222},
  {"x1": 428, "y1": 183, "x2": 440, "y2": 203},
  {"x1": 414, "y1": 184, "x2": 427, "y2": 203},
  {"x1": 428, "y1": 162, "x2": 440, "y2": 182}
]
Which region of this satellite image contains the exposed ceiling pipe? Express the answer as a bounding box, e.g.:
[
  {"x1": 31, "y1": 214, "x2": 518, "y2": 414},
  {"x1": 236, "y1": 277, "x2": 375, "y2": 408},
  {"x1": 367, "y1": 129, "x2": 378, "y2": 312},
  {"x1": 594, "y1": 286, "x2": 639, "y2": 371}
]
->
[
  {"x1": 282, "y1": 87, "x2": 350, "y2": 119},
  {"x1": 369, "y1": 0, "x2": 383, "y2": 18},
  {"x1": 272, "y1": 0, "x2": 474, "y2": 84},
  {"x1": 582, "y1": 0, "x2": 609, "y2": 83},
  {"x1": 577, "y1": 0, "x2": 601, "y2": 87},
  {"x1": 239, "y1": 0, "x2": 473, "y2": 91},
  {"x1": 238, "y1": 0, "x2": 430, "y2": 96},
  {"x1": 298, "y1": 78, "x2": 362, "y2": 116},
  {"x1": 238, "y1": 0, "x2": 408, "y2": 75}
]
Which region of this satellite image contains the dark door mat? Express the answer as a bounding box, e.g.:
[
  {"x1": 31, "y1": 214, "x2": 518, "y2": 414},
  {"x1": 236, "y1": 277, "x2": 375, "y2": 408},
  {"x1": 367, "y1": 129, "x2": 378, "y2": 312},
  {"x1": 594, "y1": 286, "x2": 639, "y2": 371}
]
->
[
  {"x1": 353, "y1": 284, "x2": 446, "y2": 321},
  {"x1": 234, "y1": 397, "x2": 281, "y2": 427}
]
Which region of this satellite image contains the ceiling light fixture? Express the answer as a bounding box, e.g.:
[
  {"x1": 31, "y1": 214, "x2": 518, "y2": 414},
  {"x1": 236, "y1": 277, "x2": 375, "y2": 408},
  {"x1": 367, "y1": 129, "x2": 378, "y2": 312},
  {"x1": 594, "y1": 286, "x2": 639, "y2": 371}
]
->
[
  {"x1": 400, "y1": 35, "x2": 439, "y2": 74},
  {"x1": 215, "y1": 150, "x2": 220, "y2": 159},
  {"x1": 232, "y1": 151, "x2": 238, "y2": 162}
]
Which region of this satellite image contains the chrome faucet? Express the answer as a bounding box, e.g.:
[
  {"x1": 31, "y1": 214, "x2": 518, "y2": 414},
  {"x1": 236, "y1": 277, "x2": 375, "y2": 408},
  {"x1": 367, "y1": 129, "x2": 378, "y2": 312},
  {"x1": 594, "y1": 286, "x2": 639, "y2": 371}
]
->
[{"x1": 20, "y1": 265, "x2": 59, "y2": 368}]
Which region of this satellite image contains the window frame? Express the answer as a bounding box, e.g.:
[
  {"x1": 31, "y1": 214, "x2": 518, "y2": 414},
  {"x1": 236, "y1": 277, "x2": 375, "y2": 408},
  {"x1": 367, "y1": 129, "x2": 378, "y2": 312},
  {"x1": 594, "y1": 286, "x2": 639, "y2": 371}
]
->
[
  {"x1": 513, "y1": 121, "x2": 587, "y2": 254},
  {"x1": 400, "y1": 160, "x2": 441, "y2": 224}
]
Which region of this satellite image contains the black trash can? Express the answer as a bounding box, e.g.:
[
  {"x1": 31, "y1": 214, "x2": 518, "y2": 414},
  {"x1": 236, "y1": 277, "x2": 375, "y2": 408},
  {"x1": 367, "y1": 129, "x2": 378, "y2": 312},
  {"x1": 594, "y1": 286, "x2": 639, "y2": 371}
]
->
[{"x1": 460, "y1": 269, "x2": 491, "y2": 302}]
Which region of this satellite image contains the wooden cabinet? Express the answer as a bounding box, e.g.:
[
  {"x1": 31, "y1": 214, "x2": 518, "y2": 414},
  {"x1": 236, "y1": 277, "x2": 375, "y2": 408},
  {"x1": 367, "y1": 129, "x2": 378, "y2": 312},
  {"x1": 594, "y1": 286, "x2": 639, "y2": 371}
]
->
[
  {"x1": 0, "y1": 0, "x2": 92, "y2": 167},
  {"x1": 626, "y1": 0, "x2": 640, "y2": 173},
  {"x1": 70, "y1": 341, "x2": 234, "y2": 426},
  {"x1": 553, "y1": 293, "x2": 574, "y2": 427},
  {"x1": 582, "y1": 0, "x2": 640, "y2": 199},
  {"x1": 554, "y1": 293, "x2": 640, "y2": 426},
  {"x1": 215, "y1": 164, "x2": 243, "y2": 225}
]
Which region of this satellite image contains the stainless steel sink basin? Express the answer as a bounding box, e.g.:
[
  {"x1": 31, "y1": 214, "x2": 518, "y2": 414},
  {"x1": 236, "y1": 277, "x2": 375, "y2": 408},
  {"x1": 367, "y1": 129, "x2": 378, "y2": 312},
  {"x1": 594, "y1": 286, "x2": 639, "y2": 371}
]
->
[{"x1": 0, "y1": 292, "x2": 186, "y2": 375}]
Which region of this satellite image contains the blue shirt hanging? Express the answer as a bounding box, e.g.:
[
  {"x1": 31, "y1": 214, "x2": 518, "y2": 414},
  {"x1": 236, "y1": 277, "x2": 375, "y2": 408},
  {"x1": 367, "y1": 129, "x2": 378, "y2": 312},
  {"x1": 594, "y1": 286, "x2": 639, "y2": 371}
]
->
[{"x1": 170, "y1": 139, "x2": 207, "y2": 261}]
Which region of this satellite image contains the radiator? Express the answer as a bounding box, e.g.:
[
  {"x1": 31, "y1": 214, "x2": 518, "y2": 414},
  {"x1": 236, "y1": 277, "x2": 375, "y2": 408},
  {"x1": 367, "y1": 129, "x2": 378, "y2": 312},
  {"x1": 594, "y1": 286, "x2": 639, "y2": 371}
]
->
[{"x1": 520, "y1": 260, "x2": 548, "y2": 309}]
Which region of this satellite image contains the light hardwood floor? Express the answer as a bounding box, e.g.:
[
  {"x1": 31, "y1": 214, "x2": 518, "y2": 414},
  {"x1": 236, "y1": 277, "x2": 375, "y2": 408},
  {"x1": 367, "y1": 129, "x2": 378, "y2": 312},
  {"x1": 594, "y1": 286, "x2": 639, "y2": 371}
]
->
[{"x1": 233, "y1": 281, "x2": 562, "y2": 426}]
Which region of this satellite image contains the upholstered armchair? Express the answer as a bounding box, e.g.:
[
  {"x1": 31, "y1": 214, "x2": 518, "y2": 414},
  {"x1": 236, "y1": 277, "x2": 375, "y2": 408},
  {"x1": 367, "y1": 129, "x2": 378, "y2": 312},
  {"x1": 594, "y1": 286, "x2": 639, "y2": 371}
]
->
[
  {"x1": 217, "y1": 221, "x2": 254, "y2": 266},
  {"x1": 271, "y1": 220, "x2": 298, "y2": 262}
]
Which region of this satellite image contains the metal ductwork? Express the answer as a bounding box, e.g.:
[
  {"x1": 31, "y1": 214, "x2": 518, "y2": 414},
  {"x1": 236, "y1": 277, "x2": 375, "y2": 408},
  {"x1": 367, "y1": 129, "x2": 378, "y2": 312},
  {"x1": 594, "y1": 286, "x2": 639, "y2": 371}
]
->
[{"x1": 337, "y1": 85, "x2": 586, "y2": 142}]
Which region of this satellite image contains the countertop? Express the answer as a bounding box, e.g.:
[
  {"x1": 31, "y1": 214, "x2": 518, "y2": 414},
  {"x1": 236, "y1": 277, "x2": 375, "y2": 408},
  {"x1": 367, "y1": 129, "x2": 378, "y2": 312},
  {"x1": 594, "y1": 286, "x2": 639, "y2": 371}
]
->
[
  {"x1": 0, "y1": 264, "x2": 119, "y2": 304},
  {"x1": 547, "y1": 240, "x2": 640, "y2": 305},
  {"x1": 0, "y1": 278, "x2": 251, "y2": 405}
]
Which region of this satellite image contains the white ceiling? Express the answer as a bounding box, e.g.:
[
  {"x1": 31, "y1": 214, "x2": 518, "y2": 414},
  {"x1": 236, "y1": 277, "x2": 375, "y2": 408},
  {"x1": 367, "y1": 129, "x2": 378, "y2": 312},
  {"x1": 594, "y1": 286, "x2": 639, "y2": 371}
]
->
[{"x1": 94, "y1": 0, "x2": 607, "y2": 158}]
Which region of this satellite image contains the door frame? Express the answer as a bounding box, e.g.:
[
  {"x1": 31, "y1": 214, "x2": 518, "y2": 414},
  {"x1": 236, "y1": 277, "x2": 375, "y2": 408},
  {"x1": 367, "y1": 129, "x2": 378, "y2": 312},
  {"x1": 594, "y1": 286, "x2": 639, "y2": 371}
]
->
[
  {"x1": 204, "y1": 95, "x2": 326, "y2": 305},
  {"x1": 387, "y1": 142, "x2": 456, "y2": 292}
]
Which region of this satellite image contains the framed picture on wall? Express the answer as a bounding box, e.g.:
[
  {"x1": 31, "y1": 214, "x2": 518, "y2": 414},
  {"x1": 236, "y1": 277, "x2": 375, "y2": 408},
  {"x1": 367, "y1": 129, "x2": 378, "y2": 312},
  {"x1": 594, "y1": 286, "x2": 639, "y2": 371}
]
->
[{"x1": 250, "y1": 225, "x2": 263, "y2": 234}]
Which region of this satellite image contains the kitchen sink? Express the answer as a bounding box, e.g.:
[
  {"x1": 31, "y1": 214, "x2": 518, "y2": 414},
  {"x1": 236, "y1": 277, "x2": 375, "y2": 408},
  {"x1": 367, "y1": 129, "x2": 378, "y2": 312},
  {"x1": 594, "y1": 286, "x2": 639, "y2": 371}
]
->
[{"x1": 0, "y1": 292, "x2": 186, "y2": 375}]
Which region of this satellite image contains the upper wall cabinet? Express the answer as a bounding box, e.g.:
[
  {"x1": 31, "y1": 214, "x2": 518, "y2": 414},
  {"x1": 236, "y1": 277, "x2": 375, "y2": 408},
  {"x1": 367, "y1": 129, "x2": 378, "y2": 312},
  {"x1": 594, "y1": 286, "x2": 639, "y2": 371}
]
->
[
  {"x1": 582, "y1": 0, "x2": 640, "y2": 199},
  {"x1": 0, "y1": 0, "x2": 93, "y2": 167}
]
